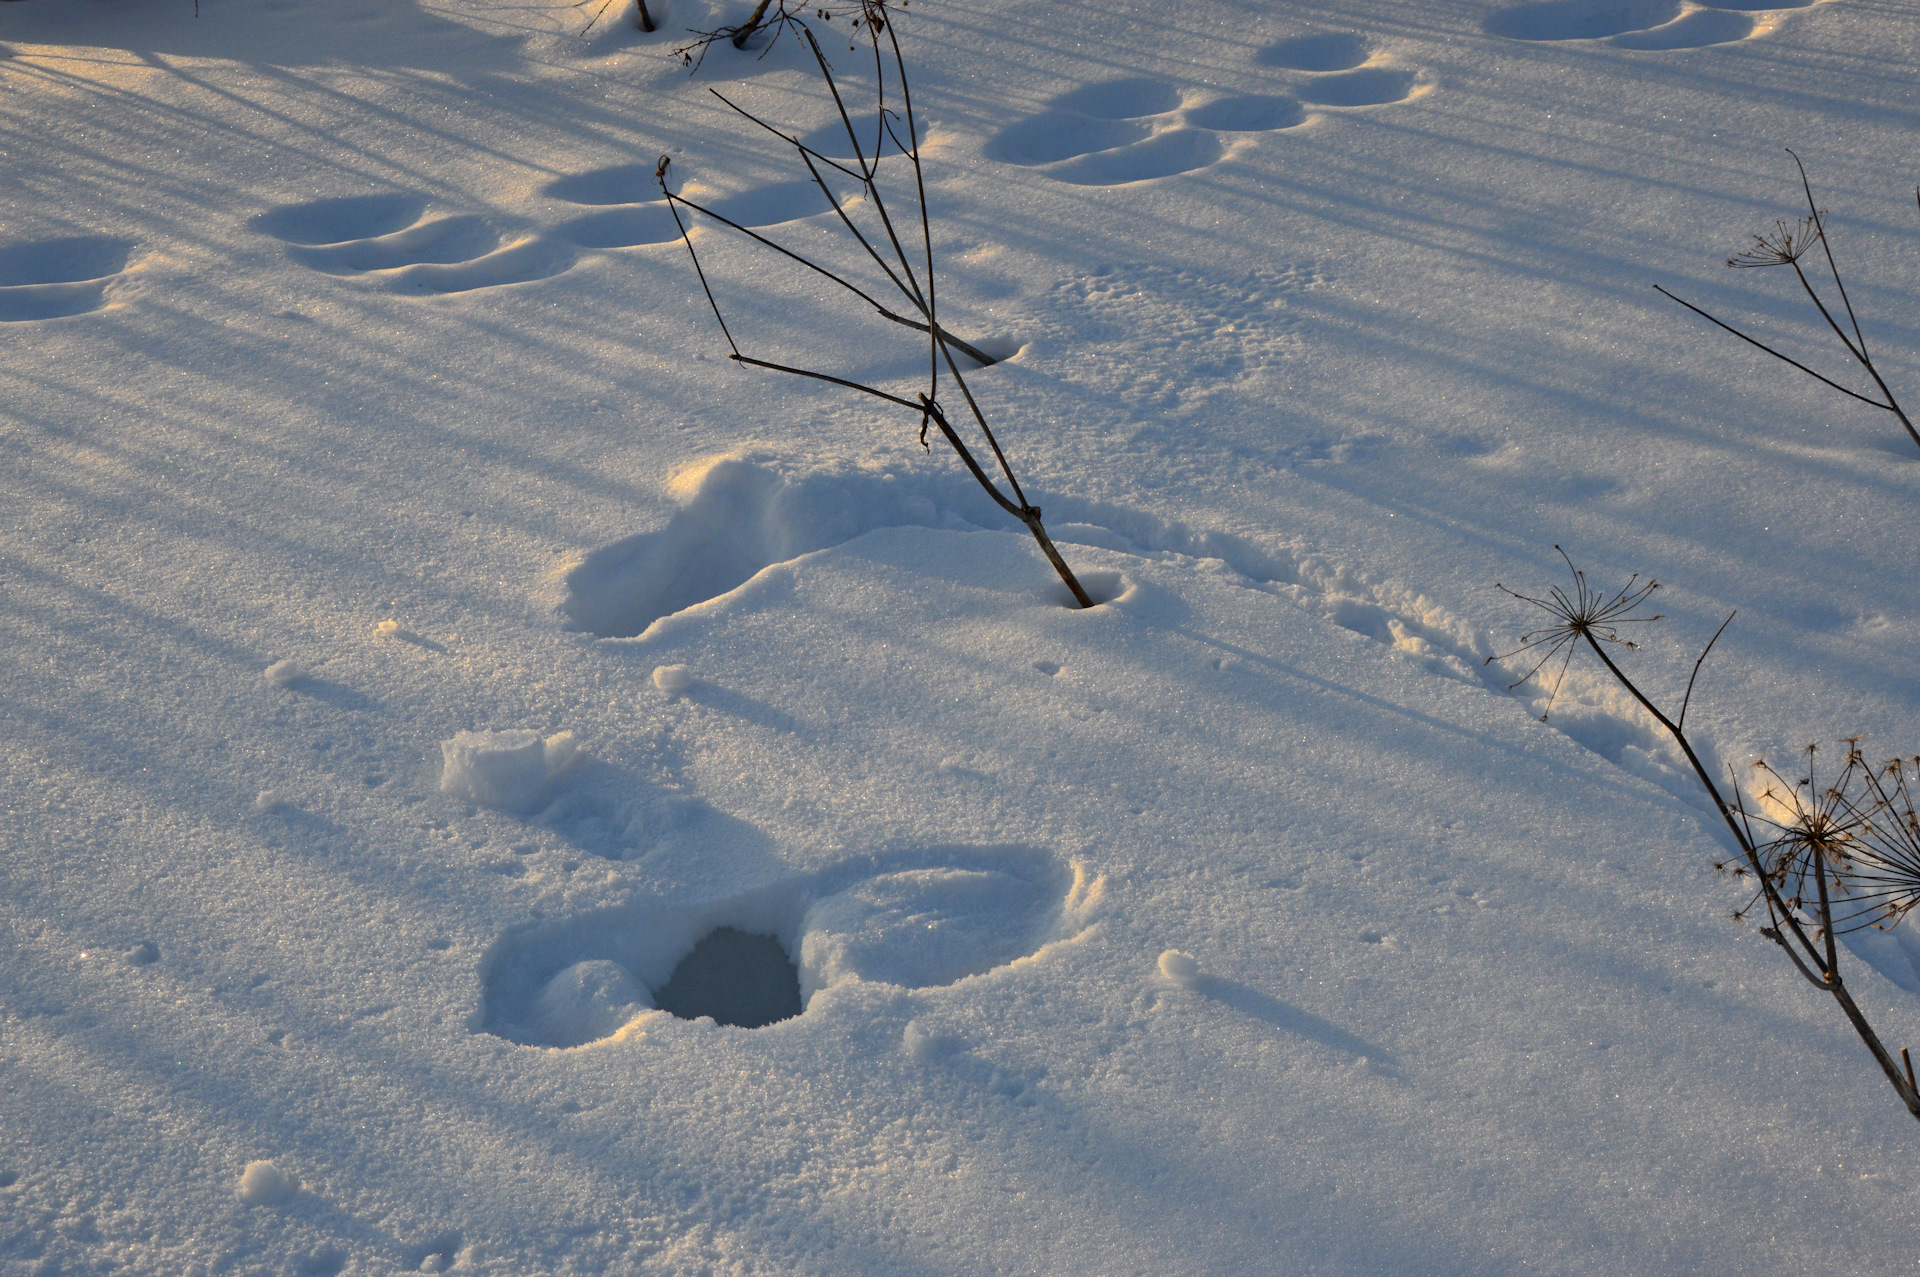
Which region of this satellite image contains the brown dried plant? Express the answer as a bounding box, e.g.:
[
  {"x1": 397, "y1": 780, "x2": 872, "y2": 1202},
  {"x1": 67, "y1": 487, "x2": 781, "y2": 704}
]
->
[
  {"x1": 654, "y1": 0, "x2": 1096, "y2": 607},
  {"x1": 1655, "y1": 150, "x2": 1920, "y2": 455},
  {"x1": 1494, "y1": 552, "x2": 1920, "y2": 1120},
  {"x1": 1488, "y1": 546, "x2": 1663, "y2": 721}
]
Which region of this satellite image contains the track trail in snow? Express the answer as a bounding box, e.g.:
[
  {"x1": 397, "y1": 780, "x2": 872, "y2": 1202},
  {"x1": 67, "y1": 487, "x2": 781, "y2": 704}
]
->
[
  {"x1": 247, "y1": 159, "x2": 914, "y2": 291},
  {"x1": 986, "y1": 37, "x2": 1425, "y2": 186},
  {"x1": 557, "y1": 450, "x2": 1716, "y2": 822},
  {"x1": 1484, "y1": 0, "x2": 1824, "y2": 50},
  {"x1": 252, "y1": 195, "x2": 574, "y2": 295}
]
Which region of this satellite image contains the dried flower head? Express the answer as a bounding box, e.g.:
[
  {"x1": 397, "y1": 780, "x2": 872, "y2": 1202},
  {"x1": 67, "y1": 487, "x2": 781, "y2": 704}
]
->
[
  {"x1": 1725, "y1": 740, "x2": 1920, "y2": 938},
  {"x1": 1487, "y1": 546, "x2": 1662, "y2": 720},
  {"x1": 1743, "y1": 743, "x2": 1870, "y2": 934},
  {"x1": 1832, "y1": 754, "x2": 1920, "y2": 932},
  {"x1": 1727, "y1": 215, "x2": 1822, "y2": 269}
]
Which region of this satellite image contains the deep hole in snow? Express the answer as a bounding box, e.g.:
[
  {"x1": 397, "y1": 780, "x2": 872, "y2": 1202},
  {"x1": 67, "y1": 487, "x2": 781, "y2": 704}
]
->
[{"x1": 652, "y1": 927, "x2": 802, "y2": 1028}]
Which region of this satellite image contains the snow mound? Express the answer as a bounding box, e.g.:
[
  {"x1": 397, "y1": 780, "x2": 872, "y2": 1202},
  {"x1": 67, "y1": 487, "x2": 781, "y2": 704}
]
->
[
  {"x1": 798, "y1": 861, "x2": 1069, "y2": 1002},
  {"x1": 529, "y1": 959, "x2": 652, "y2": 1048},
  {"x1": 236, "y1": 1160, "x2": 298, "y2": 1206},
  {"x1": 651, "y1": 663, "x2": 693, "y2": 696},
  {"x1": 438, "y1": 729, "x2": 580, "y2": 813},
  {"x1": 1158, "y1": 949, "x2": 1202, "y2": 987},
  {"x1": 262, "y1": 659, "x2": 303, "y2": 688}
]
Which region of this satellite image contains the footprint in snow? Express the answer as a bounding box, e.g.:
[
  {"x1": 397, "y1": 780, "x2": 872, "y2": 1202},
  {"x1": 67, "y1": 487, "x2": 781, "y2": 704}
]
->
[
  {"x1": 543, "y1": 164, "x2": 683, "y2": 249},
  {"x1": 1256, "y1": 32, "x2": 1374, "y2": 71},
  {"x1": 1484, "y1": 0, "x2": 1822, "y2": 50},
  {"x1": 986, "y1": 44, "x2": 1424, "y2": 185},
  {"x1": 1253, "y1": 32, "x2": 1426, "y2": 106},
  {"x1": 251, "y1": 193, "x2": 573, "y2": 294},
  {"x1": 556, "y1": 447, "x2": 1475, "y2": 689},
  {"x1": 478, "y1": 847, "x2": 1087, "y2": 1047},
  {"x1": 543, "y1": 139, "x2": 919, "y2": 250},
  {"x1": 0, "y1": 236, "x2": 138, "y2": 322}
]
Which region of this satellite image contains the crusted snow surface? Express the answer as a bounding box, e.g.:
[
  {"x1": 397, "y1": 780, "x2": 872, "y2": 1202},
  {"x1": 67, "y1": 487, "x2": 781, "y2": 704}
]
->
[{"x1": 7, "y1": 0, "x2": 1920, "y2": 1271}]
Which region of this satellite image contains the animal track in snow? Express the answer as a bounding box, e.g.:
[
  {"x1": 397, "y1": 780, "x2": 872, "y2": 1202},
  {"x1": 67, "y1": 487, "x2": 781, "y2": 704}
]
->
[
  {"x1": 478, "y1": 847, "x2": 1086, "y2": 1046},
  {"x1": 1257, "y1": 32, "x2": 1374, "y2": 71},
  {"x1": 252, "y1": 194, "x2": 573, "y2": 294},
  {"x1": 1296, "y1": 68, "x2": 1421, "y2": 108},
  {"x1": 1253, "y1": 33, "x2": 1426, "y2": 107},
  {"x1": 987, "y1": 49, "x2": 1425, "y2": 184},
  {"x1": 558, "y1": 447, "x2": 1726, "y2": 825},
  {"x1": 544, "y1": 164, "x2": 680, "y2": 250},
  {"x1": 544, "y1": 160, "x2": 885, "y2": 250},
  {"x1": 984, "y1": 79, "x2": 1258, "y2": 185},
  {"x1": 561, "y1": 450, "x2": 1004, "y2": 639},
  {"x1": 1484, "y1": 0, "x2": 1819, "y2": 49},
  {"x1": 0, "y1": 236, "x2": 136, "y2": 322}
]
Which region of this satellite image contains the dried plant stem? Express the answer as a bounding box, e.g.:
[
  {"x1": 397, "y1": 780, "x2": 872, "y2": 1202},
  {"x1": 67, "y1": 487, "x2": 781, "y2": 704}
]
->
[
  {"x1": 732, "y1": 0, "x2": 776, "y2": 47},
  {"x1": 1580, "y1": 635, "x2": 1920, "y2": 1119},
  {"x1": 658, "y1": 1, "x2": 1095, "y2": 608},
  {"x1": 637, "y1": 0, "x2": 655, "y2": 32},
  {"x1": 1656, "y1": 149, "x2": 1920, "y2": 456}
]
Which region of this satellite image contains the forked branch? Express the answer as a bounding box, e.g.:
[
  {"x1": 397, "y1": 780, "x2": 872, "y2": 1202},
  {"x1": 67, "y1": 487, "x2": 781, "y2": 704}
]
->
[
  {"x1": 1655, "y1": 150, "x2": 1920, "y2": 455},
  {"x1": 656, "y1": 0, "x2": 1095, "y2": 608}
]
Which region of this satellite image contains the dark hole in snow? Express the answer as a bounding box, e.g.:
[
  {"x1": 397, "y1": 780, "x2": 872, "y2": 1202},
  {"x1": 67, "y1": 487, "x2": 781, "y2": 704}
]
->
[
  {"x1": 652, "y1": 927, "x2": 802, "y2": 1028},
  {"x1": 407, "y1": 1232, "x2": 462, "y2": 1273}
]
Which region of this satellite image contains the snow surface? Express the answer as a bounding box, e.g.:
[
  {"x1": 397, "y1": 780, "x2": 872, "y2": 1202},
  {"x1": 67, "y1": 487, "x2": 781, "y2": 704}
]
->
[{"x1": 6, "y1": 0, "x2": 1920, "y2": 1271}]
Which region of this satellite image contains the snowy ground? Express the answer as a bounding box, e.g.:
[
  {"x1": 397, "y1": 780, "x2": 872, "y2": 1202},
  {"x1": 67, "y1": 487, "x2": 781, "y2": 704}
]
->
[{"x1": 6, "y1": 0, "x2": 1920, "y2": 1271}]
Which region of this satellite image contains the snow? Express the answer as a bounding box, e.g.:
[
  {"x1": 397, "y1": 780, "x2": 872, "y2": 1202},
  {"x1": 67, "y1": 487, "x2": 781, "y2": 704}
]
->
[
  {"x1": 438, "y1": 729, "x2": 581, "y2": 813},
  {"x1": 6, "y1": 0, "x2": 1920, "y2": 1271},
  {"x1": 236, "y1": 1161, "x2": 299, "y2": 1208},
  {"x1": 263, "y1": 659, "x2": 304, "y2": 688},
  {"x1": 1157, "y1": 949, "x2": 1203, "y2": 987}
]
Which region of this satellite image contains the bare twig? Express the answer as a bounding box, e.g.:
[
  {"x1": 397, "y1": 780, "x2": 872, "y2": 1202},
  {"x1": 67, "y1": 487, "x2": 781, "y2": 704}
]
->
[
  {"x1": 657, "y1": 1, "x2": 1095, "y2": 608},
  {"x1": 1492, "y1": 551, "x2": 1920, "y2": 1120},
  {"x1": 732, "y1": 0, "x2": 774, "y2": 47},
  {"x1": 579, "y1": 0, "x2": 653, "y2": 37},
  {"x1": 1656, "y1": 150, "x2": 1920, "y2": 455},
  {"x1": 673, "y1": 0, "x2": 887, "y2": 71}
]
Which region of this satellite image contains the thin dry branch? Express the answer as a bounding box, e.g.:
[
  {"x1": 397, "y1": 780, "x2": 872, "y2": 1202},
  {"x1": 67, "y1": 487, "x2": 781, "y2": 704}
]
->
[{"x1": 672, "y1": 0, "x2": 889, "y2": 71}]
